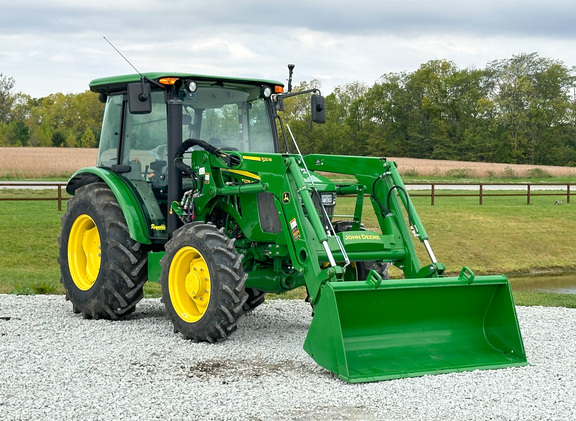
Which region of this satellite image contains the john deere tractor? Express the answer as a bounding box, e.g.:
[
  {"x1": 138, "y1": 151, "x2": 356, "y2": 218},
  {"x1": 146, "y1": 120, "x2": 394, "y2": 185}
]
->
[{"x1": 58, "y1": 69, "x2": 527, "y2": 382}]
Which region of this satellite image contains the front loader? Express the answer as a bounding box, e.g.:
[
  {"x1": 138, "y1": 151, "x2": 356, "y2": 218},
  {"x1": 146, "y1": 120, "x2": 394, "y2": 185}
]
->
[{"x1": 59, "y1": 70, "x2": 527, "y2": 382}]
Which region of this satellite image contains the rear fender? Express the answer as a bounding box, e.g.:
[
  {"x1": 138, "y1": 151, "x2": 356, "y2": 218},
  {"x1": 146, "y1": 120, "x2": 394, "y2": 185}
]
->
[{"x1": 67, "y1": 168, "x2": 151, "y2": 244}]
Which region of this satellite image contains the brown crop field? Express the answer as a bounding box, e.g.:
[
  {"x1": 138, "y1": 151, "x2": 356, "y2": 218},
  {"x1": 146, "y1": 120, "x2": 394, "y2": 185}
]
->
[
  {"x1": 0, "y1": 147, "x2": 98, "y2": 178},
  {"x1": 390, "y1": 157, "x2": 576, "y2": 178},
  {"x1": 1, "y1": 146, "x2": 576, "y2": 179}
]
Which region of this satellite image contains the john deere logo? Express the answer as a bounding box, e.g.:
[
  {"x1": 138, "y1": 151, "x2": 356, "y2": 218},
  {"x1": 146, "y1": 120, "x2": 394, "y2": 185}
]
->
[{"x1": 282, "y1": 192, "x2": 291, "y2": 204}]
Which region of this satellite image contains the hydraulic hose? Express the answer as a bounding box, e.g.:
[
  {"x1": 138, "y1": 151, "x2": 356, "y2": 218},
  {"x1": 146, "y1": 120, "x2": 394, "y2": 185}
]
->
[
  {"x1": 386, "y1": 185, "x2": 414, "y2": 228},
  {"x1": 174, "y1": 139, "x2": 200, "y2": 179},
  {"x1": 371, "y1": 175, "x2": 414, "y2": 230},
  {"x1": 371, "y1": 175, "x2": 389, "y2": 215}
]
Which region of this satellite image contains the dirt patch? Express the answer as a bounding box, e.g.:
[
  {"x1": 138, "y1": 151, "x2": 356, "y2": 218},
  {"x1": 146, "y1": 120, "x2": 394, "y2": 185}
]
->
[
  {"x1": 294, "y1": 406, "x2": 381, "y2": 421},
  {"x1": 186, "y1": 358, "x2": 309, "y2": 382}
]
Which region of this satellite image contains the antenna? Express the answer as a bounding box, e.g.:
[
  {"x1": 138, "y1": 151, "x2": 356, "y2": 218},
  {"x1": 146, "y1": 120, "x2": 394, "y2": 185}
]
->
[
  {"x1": 103, "y1": 36, "x2": 142, "y2": 76},
  {"x1": 103, "y1": 36, "x2": 153, "y2": 110}
]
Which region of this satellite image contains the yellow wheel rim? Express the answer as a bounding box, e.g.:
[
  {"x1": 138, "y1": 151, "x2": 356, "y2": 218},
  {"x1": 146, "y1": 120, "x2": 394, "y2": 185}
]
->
[
  {"x1": 68, "y1": 214, "x2": 101, "y2": 291},
  {"x1": 169, "y1": 246, "x2": 211, "y2": 323}
]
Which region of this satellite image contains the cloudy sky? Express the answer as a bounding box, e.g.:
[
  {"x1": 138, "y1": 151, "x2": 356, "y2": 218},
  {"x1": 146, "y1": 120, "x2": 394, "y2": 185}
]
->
[{"x1": 2, "y1": 0, "x2": 576, "y2": 98}]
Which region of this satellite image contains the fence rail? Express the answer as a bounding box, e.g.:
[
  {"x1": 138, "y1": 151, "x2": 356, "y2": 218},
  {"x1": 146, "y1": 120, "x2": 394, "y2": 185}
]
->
[
  {"x1": 0, "y1": 181, "x2": 574, "y2": 209},
  {"x1": 405, "y1": 182, "x2": 575, "y2": 205},
  {"x1": 0, "y1": 181, "x2": 68, "y2": 210}
]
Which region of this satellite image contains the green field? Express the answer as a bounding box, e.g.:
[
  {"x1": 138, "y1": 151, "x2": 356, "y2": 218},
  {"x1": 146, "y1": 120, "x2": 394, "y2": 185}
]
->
[{"x1": 1, "y1": 187, "x2": 575, "y2": 308}]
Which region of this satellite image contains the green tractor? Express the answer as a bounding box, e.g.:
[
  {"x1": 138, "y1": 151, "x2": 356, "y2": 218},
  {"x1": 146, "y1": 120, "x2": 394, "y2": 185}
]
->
[{"x1": 58, "y1": 69, "x2": 527, "y2": 382}]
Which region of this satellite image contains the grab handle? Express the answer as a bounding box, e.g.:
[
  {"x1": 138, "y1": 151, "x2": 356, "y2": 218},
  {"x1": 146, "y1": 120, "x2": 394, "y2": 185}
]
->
[
  {"x1": 458, "y1": 267, "x2": 475, "y2": 284},
  {"x1": 366, "y1": 270, "x2": 383, "y2": 288}
]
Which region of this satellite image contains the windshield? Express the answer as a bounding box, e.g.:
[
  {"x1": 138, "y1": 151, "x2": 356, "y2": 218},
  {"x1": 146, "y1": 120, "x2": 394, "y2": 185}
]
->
[
  {"x1": 97, "y1": 84, "x2": 276, "y2": 171},
  {"x1": 182, "y1": 84, "x2": 276, "y2": 153}
]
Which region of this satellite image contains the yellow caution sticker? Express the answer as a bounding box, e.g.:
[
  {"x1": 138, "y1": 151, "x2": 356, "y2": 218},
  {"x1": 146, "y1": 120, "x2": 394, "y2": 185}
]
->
[{"x1": 290, "y1": 218, "x2": 300, "y2": 241}]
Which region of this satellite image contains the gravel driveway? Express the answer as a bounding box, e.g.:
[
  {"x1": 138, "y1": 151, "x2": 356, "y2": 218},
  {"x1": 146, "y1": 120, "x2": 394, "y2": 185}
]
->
[{"x1": 0, "y1": 295, "x2": 574, "y2": 420}]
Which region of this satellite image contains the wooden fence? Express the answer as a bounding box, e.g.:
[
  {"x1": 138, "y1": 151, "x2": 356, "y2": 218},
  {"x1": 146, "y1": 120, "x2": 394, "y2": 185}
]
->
[
  {"x1": 0, "y1": 182, "x2": 68, "y2": 211},
  {"x1": 405, "y1": 182, "x2": 575, "y2": 205},
  {"x1": 0, "y1": 181, "x2": 574, "y2": 209}
]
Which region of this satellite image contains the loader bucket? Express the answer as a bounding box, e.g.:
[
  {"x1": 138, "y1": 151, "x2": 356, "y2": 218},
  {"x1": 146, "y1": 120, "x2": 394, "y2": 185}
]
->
[{"x1": 303, "y1": 273, "x2": 527, "y2": 383}]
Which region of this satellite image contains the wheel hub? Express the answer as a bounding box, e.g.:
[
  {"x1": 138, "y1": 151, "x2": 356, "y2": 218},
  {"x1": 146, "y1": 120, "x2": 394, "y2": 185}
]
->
[{"x1": 185, "y1": 265, "x2": 208, "y2": 300}]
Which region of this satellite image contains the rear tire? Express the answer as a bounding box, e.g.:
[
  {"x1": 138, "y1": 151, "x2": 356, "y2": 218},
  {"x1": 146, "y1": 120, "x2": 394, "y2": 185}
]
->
[
  {"x1": 160, "y1": 223, "x2": 248, "y2": 342},
  {"x1": 334, "y1": 221, "x2": 390, "y2": 281},
  {"x1": 58, "y1": 182, "x2": 148, "y2": 319},
  {"x1": 354, "y1": 261, "x2": 390, "y2": 281},
  {"x1": 243, "y1": 288, "x2": 266, "y2": 312}
]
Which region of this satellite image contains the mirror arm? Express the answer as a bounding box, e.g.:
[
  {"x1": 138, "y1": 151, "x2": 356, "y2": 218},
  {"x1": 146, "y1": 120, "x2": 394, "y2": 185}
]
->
[{"x1": 273, "y1": 88, "x2": 321, "y2": 102}]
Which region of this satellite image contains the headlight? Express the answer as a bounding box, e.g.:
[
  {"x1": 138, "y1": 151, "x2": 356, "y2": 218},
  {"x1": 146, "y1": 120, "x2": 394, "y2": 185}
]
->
[
  {"x1": 321, "y1": 192, "x2": 336, "y2": 206},
  {"x1": 261, "y1": 85, "x2": 272, "y2": 98},
  {"x1": 186, "y1": 80, "x2": 197, "y2": 93}
]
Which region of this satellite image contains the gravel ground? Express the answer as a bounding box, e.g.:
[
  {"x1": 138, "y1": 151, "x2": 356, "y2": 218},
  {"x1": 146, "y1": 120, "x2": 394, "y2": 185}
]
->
[{"x1": 0, "y1": 295, "x2": 574, "y2": 421}]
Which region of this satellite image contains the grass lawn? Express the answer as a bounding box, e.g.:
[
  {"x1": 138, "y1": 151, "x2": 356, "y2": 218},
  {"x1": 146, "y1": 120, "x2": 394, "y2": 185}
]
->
[
  {"x1": 333, "y1": 191, "x2": 576, "y2": 276},
  {"x1": 1, "y1": 187, "x2": 575, "y2": 308}
]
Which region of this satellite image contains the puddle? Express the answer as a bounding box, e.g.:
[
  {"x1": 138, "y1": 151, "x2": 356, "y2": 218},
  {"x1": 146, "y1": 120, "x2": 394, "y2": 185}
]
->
[{"x1": 510, "y1": 274, "x2": 576, "y2": 294}]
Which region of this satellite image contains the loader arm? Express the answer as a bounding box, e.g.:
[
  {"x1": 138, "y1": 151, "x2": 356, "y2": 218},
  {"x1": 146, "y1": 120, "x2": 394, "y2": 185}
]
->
[
  {"x1": 189, "y1": 151, "x2": 444, "y2": 302},
  {"x1": 303, "y1": 154, "x2": 444, "y2": 278}
]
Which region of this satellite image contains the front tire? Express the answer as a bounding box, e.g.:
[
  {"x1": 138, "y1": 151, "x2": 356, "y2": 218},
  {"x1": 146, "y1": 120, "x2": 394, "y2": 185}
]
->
[
  {"x1": 58, "y1": 182, "x2": 148, "y2": 319},
  {"x1": 160, "y1": 223, "x2": 248, "y2": 343}
]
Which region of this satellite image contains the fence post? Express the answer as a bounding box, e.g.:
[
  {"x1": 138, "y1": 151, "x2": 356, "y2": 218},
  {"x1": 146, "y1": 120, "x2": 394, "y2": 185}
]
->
[
  {"x1": 479, "y1": 184, "x2": 483, "y2": 205},
  {"x1": 568, "y1": 184, "x2": 571, "y2": 204},
  {"x1": 527, "y1": 184, "x2": 531, "y2": 205},
  {"x1": 431, "y1": 183, "x2": 435, "y2": 206},
  {"x1": 57, "y1": 184, "x2": 62, "y2": 211}
]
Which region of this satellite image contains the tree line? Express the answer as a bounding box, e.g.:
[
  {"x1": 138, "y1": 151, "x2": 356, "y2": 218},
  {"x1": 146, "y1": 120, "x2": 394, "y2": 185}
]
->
[
  {"x1": 2, "y1": 52, "x2": 576, "y2": 166},
  {"x1": 283, "y1": 53, "x2": 576, "y2": 166},
  {"x1": 0, "y1": 75, "x2": 103, "y2": 148}
]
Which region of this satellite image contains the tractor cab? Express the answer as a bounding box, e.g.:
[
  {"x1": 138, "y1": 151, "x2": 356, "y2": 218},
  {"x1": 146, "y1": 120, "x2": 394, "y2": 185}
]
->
[
  {"x1": 95, "y1": 74, "x2": 280, "y2": 194},
  {"x1": 88, "y1": 73, "x2": 287, "y2": 240}
]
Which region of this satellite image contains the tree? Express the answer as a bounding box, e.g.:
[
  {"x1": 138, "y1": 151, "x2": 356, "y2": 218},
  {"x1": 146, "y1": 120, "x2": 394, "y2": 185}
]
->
[
  {"x1": 80, "y1": 128, "x2": 97, "y2": 148},
  {"x1": 327, "y1": 82, "x2": 369, "y2": 155},
  {"x1": 28, "y1": 122, "x2": 54, "y2": 147},
  {"x1": 364, "y1": 71, "x2": 412, "y2": 157},
  {"x1": 27, "y1": 90, "x2": 104, "y2": 147},
  {"x1": 362, "y1": 54, "x2": 576, "y2": 165},
  {"x1": 65, "y1": 132, "x2": 78, "y2": 148},
  {"x1": 487, "y1": 53, "x2": 576, "y2": 164},
  {"x1": 52, "y1": 130, "x2": 66, "y2": 147},
  {"x1": 0, "y1": 73, "x2": 15, "y2": 123}
]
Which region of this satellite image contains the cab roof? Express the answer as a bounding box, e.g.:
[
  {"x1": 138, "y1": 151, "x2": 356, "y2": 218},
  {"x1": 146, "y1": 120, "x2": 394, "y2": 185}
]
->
[{"x1": 89, "y1": 72, "x2": 284, "y2": 94}]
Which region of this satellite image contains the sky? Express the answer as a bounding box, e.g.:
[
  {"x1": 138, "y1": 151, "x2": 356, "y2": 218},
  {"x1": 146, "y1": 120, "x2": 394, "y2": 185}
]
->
[{"x1": 2, "y1": 0, "x2": 576, "y2": 98}]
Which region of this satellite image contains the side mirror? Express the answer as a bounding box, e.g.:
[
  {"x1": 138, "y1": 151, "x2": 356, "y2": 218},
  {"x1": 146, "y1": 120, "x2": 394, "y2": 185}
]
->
[
  {"x1": 127, "y1": 81, "x2": 152, "y2": 114},
  {"x1": 311, "y1": 94, "x2": 325, "y2": 124}
]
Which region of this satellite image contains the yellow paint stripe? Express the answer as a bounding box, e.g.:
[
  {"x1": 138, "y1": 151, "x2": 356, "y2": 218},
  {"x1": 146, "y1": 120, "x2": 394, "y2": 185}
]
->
[{"x1": 226, "y1": 169, "x2": 261, "y2": 181}]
